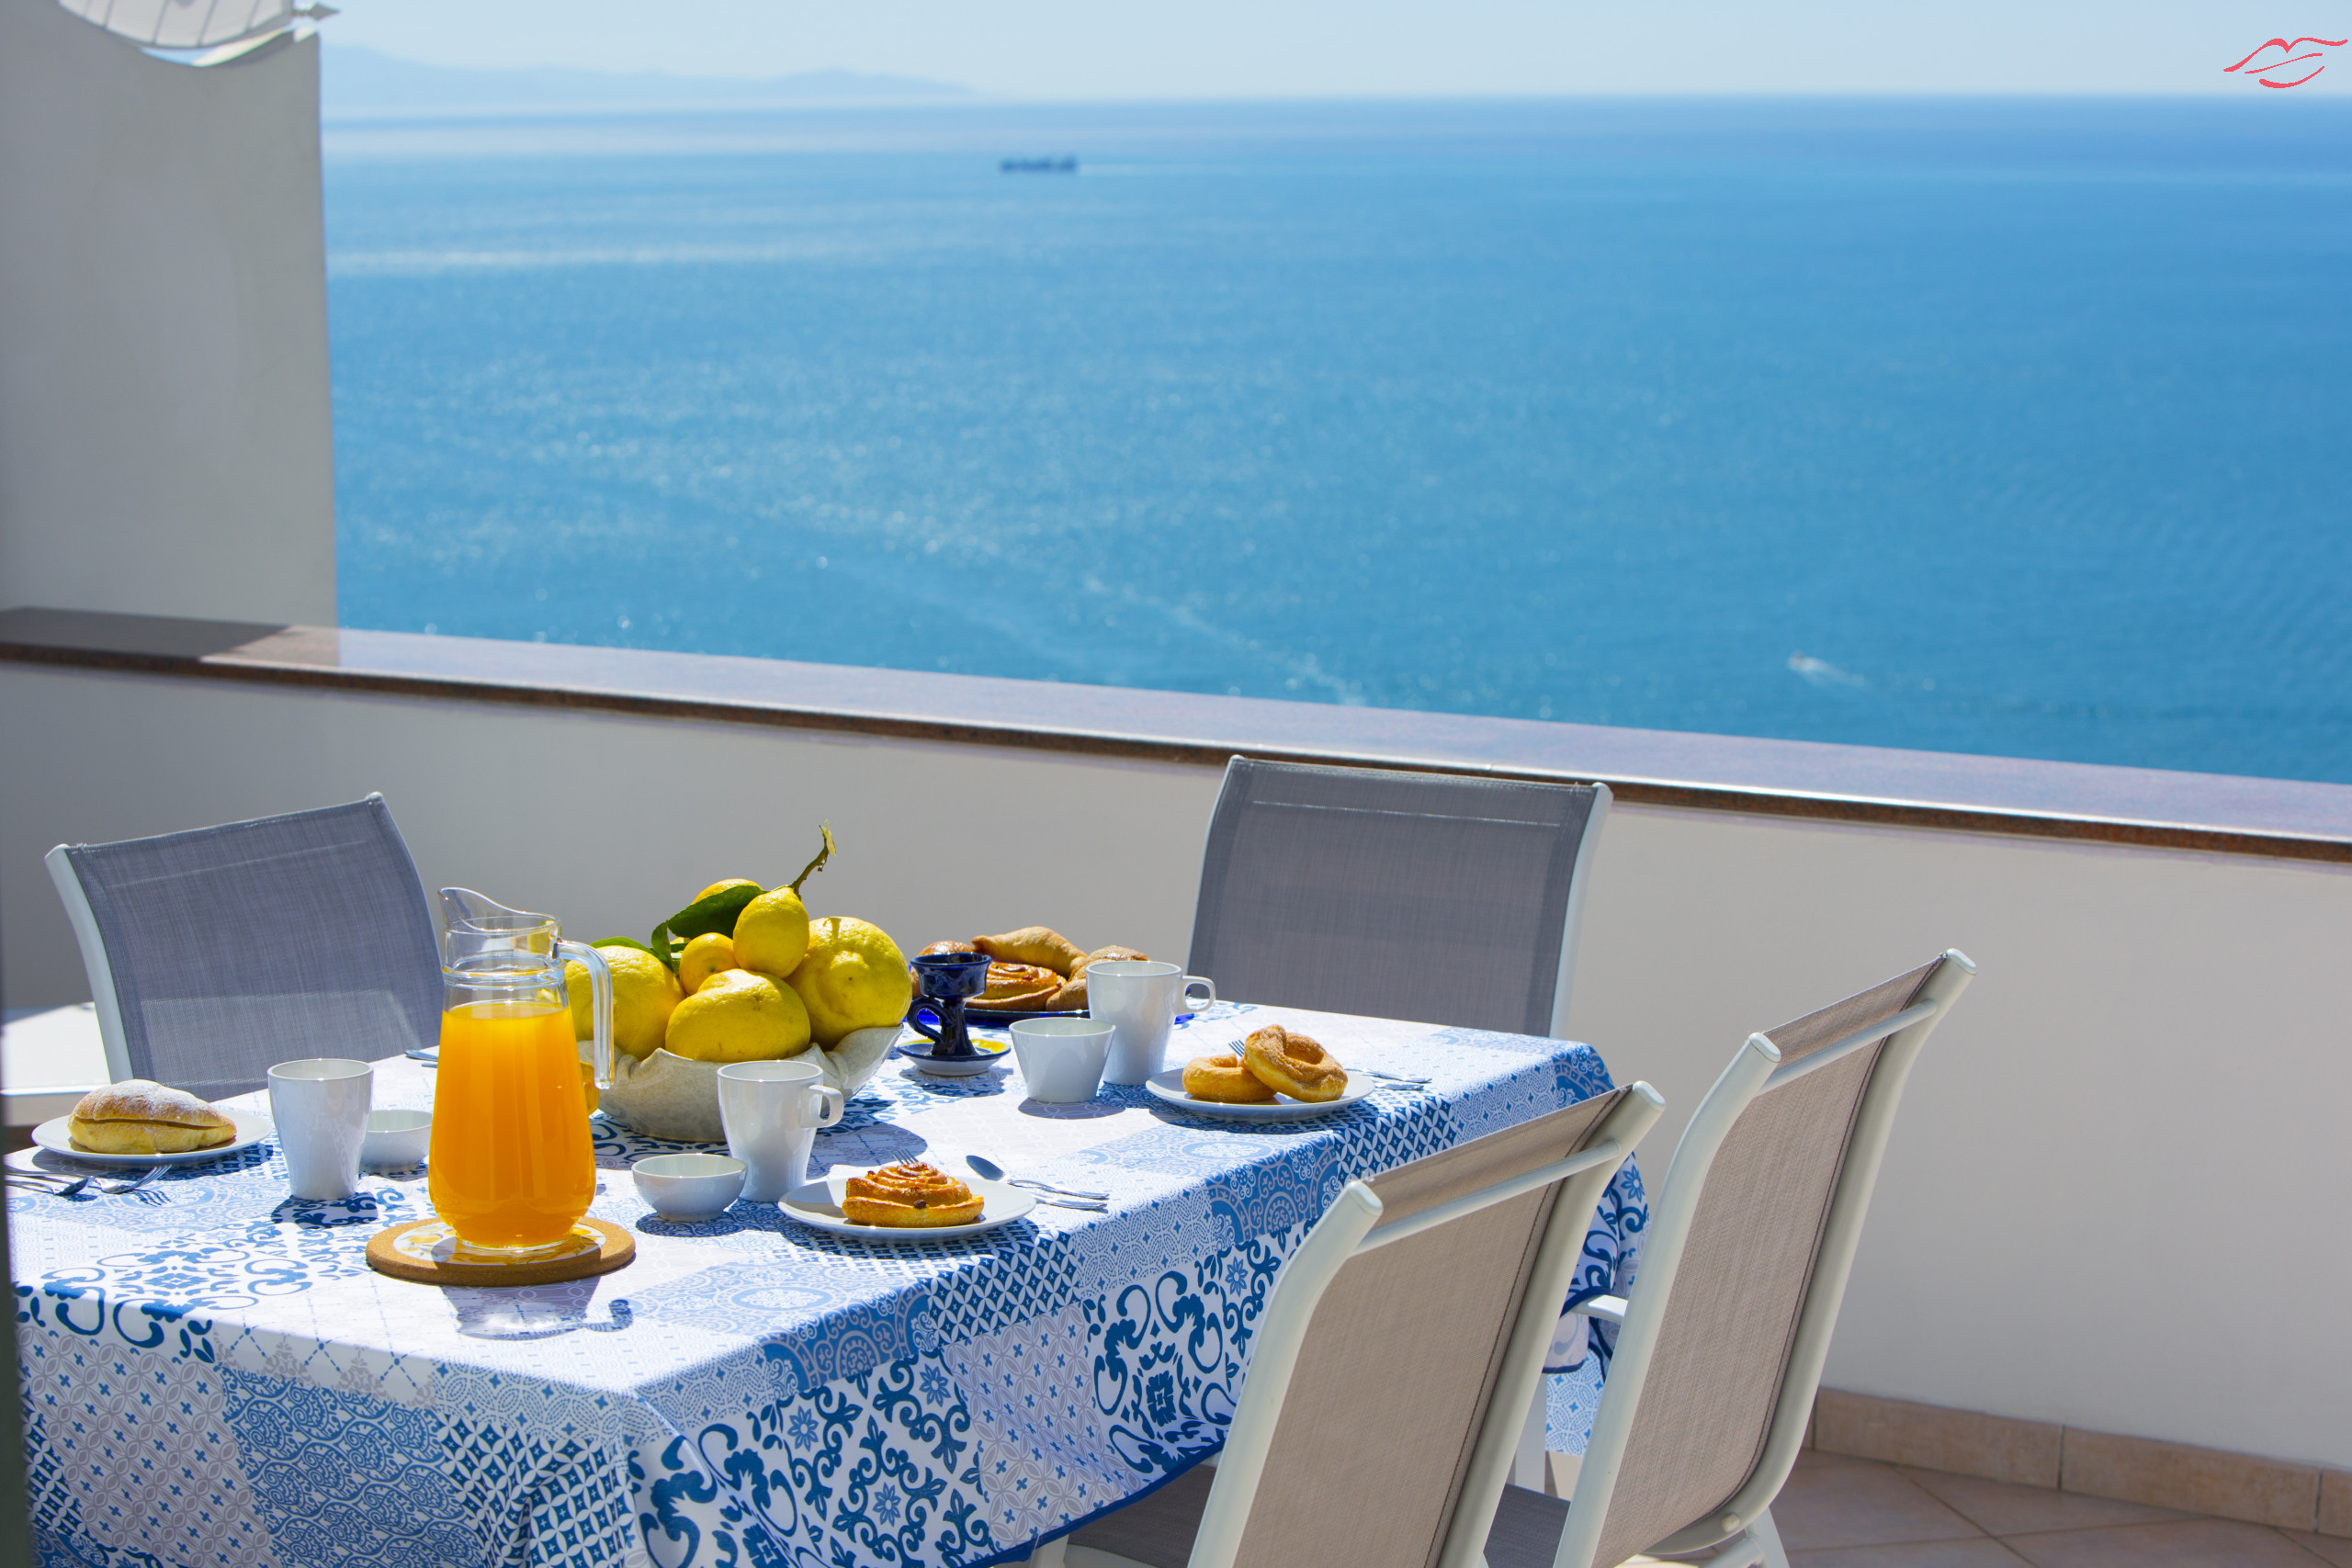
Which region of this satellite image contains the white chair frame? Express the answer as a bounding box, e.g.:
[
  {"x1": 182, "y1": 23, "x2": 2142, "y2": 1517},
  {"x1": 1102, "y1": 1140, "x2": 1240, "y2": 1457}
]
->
[
  {"x1": 44, "y1": 841, "x2": 135, "y2": 1086},
  {"x1": 1547, "y1": 951, "x2": 1976, "y2": 1568},
  {"x1": 1031, "y1": 1082, "x2": 1666, "y2": 1568}
]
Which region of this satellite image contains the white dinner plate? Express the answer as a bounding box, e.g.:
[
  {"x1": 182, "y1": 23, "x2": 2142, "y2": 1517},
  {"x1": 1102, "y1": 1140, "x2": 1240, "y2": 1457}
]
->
[
  {"x1": 1144, "y1": 1067, "x2": 1378, "y2": 1121},
  {"x1": 29, "y1": 1108, "x2": 274, "y2": 1168},
  {"x1": 782, "y1": 1170, "x2": 1037, "y2": 1242}
]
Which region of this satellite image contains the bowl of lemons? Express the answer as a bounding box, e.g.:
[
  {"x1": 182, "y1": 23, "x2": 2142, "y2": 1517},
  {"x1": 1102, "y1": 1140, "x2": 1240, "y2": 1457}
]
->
[{"x1": 563, "y1": 831, "x2": 913, "y2": 1144}]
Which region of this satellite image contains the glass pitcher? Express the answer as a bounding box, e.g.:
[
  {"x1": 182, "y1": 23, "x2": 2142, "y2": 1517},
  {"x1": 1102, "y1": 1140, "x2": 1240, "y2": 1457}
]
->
[{"x1": 430, "y1": 890, "x2": 615, "y2": 1253}]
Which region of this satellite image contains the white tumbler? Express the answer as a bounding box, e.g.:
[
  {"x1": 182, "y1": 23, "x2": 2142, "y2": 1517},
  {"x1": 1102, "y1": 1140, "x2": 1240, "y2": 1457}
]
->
[
  {"x1": 266, "y1": 1058, "x2": 372, "y2": 1201},
  {"x1": 1088, "y1": 961, "x2": 1216, "y2": 1085},
  {"x1": 717, "y1": 1058, "x2": 846, "y2": 1202}
]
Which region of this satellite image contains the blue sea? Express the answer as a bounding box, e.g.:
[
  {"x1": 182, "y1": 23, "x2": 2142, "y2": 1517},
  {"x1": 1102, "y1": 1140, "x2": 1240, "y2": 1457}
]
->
[{"x1": 322, "y1": 97, "x2": 2352, "y2": 784}]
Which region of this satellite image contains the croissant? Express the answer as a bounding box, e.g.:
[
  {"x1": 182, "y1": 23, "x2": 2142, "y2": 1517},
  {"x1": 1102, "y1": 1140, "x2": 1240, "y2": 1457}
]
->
[
  {"x1": 69, "y1": 1080, "x2": 233, "y2": 1154},
  {"x1": 976, "y1": 963, "x2": 1064, "y2": 1009},
  {"x1": 1183, "y1": 1054, "x2": 1275, "y2": 1103},
  {"x1": 973, "y1": 927, "x2": 1089, "y2": 976},
  {"x1": 1241, "y1": 1026, "x2": 1349, "y2": 1103},
  {"x1": 841, "y1": 1160, "x2": 985, "y2": 1227},
  {"x1": 1046, "y1": 945, "x2": 1152, "y2": 1010},
  {"x1": 918, "y1": 940, "x2": 978, "y2": 958}
]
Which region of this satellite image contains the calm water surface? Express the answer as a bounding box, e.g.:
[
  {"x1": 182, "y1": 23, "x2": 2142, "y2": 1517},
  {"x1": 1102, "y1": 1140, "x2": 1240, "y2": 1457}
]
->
[{"x1": 323, "y1": 97, "x2": 2352, "y2": 783}]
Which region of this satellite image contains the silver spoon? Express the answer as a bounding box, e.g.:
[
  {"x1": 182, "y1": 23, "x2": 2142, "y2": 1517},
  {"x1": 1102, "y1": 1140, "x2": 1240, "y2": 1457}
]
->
[
  {"x1": 1358, "y1": 1068, "x2": 1432, "y2": 1087},
  {"x1": 6, "y1": 1172, "x2": 92, "y2": 1198},
  {"x1": 965, "y1": 1155, "x2": 1110, "y2": 1202}
]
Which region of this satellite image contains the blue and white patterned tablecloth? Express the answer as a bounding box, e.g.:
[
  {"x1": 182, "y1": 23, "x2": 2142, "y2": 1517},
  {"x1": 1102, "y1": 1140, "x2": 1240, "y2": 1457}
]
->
[{"x1": 10, "y1": 1002, "x2": 1645, "y2": 1568}]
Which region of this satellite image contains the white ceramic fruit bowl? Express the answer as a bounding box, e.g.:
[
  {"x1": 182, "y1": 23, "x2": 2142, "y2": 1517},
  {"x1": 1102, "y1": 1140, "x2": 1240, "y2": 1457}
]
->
[{"x1": 597, "y1": 1025, "x2": 896, "y2": 1144}]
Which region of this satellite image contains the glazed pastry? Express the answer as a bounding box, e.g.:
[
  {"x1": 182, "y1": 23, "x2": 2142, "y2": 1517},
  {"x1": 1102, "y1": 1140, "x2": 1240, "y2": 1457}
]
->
[
  {"x1": 1240, "y1": 1026, "x2": 1349, "y2": 1103},
  {"x1": 976, "y1": 963, "x2": 1065, "y2": 1009},
  {"x1": 917, "y1": 940, "x2": 978, "y2": 957},
  {"x1": 972, "y1": 927, "x2": 1089, "y2": 976},
  {"x1": 841, "y1": 1160, "x2": 985, "y2": 1227},
  {"x1": 67, "y1": 1079, "x2": 233, "y2": 1154},
  {"x1": 1047, "y1": 944, "x2": 1151, "y2": 1010},
  {"x1": 1183, "y1": 1054, "x2": 1276, "y2": 1103}
]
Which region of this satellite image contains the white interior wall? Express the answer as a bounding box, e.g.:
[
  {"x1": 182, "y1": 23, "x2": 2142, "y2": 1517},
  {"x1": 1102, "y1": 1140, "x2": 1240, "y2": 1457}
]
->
[
  {"x1": 4, "y1": 662, "x2": 2346, "y2": 1470},
  {"x1": 0, "y1": 0, "x2": 335, "y2": 625}
]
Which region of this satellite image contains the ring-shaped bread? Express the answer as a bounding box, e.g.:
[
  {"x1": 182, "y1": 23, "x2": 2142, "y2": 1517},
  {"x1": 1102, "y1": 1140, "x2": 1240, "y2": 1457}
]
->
[
  {"x1": 1240, "y1": 1025, "x2": 1349, "y2": 1103},
  {"x1": 1183, "y1": 1053, "x2": 1276, "y2": 1103}
]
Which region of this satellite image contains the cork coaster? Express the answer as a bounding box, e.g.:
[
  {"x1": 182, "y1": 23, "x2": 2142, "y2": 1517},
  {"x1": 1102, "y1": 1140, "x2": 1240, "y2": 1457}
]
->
[{"x1": 366, "y1": 1217, "x2": 635, "y2": 1287}]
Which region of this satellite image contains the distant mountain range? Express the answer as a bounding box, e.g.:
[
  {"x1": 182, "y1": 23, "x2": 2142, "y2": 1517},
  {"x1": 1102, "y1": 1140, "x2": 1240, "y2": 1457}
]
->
[{"x1": 321, "y1": 44, "x2": 969, "y2": 117}]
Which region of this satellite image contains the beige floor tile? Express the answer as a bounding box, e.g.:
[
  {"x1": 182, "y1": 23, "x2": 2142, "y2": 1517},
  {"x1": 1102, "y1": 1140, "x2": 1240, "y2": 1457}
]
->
[
  {"x1": 1799, "y1": 1449, "x2": 1884, "y2": 1472},
  {"x1": 2005, "y1": 1518, "x2": 2323, "y2": 1567},
  {"x1": 2284, "y1": 1531, "x2": 2352, "y2": 1567},
  {"x1": 1774, "y1": 1462, "x2": 1984, "y2": 1551},
  {"x1": 1898, "y1": 1467, "x2": 2191, "y2": 1535},
  {"x1": 1791, "y1": 1543, "x2": 2031, "y2": 1567}
]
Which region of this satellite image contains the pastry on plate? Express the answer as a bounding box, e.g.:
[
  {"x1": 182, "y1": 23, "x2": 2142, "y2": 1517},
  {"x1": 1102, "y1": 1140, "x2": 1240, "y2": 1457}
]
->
[
  {"x1": 972, "y1": 927, "x2": 1089, "y2": 976},
  {"x1": 917, "y1": 940, "x2": 978, "y2": 958},
  {"x1": 841, "y1": 1160, "x2": 986, "y2": 1227},
  {"x1": 67, "y1": 1080, "x2": 234, "y2": 1154},
  {"x1": 975, "y1": 963, "x2": 1064, "y2": 1010},
  {"x1": 1240, "y1": 1026, "x2": 1350, "y2": 1103},
  {"x1": 1183, "y1": 1054, "x2": 1276, "y2": 1103}
]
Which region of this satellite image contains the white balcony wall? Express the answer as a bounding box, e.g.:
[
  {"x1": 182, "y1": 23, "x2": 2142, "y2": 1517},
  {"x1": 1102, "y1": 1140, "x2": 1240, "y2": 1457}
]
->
[
  {"x1": 0, "y1": 0, "x2": 335, "y2": 625},
  {"x1": 3, "y1": 662, "x2": 2346, "y2": 1472}
]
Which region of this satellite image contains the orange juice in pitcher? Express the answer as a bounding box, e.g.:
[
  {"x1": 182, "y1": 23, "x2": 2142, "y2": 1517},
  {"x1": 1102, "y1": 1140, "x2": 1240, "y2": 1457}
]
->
[
  {"x1": 429, "y1": 895, "x2": 614, "y2": 1255},
  {"x1": 429, "y1": 1000, "x2": 596, "y2": 1249}
]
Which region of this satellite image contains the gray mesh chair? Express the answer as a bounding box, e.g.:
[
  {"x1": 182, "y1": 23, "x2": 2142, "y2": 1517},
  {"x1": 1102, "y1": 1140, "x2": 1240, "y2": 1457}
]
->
[
  {"x1": 1490, "y1": 951, "x2": 1977, "y2": 1568},
  {"x1": 44, "y1": 795, "x2": 444, "y2": 1101},
  {"x1": 1026, "y1": 1081, "x2": 1664, "y2": 1568},
  {"x1": 1186, "y1": 759, "x2": 1611, "y2": 1036}
]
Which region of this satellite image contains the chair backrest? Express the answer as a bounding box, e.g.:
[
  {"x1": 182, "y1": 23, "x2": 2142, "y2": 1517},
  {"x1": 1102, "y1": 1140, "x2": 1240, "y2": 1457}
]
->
[
  {"x1": 45, "y1": 795, "x2": 444, "y2": 1100},
  {"x1": 1186, "y1": 759, "x2": 1611, "y2": 1037},
  {"x1": 1559, "y1": 952, "x2": 1975, "y2": 1568},
  {"x1": 1175, "y1": 1083, "x2": 1662, "y2": 1568}
]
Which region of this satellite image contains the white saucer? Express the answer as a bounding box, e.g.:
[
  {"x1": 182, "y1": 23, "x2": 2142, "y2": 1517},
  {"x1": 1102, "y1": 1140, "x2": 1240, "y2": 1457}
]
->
[
  {"x1": 28, "y1": 1108, "x2": 274, "y2": 1168},
  {"x1": 781, "y1": 1170, "x2": 1036, "y2": 1242},
  {"x1": 1144, "y1": 1068, "x2": 1378, "y2": 1121}
]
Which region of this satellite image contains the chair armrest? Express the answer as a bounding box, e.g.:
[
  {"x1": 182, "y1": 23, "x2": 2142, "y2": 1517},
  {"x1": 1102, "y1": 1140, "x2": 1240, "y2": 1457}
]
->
[{"x1": 1569, "y1": 1294, "x2": 1627, "y2": 1325}]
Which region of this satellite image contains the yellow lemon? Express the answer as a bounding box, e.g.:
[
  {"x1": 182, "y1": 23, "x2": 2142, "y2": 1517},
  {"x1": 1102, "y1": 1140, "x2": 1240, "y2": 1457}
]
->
[
  {"x1": 564, "y1": 944, "x2": 682, "y2": 1061},
  {"x1": 678, "y1": 931, "x2": 739, "y2": 994},
  {"x1": 694, "y1": 877, "x2": 762, "y2": 904},
  {"x1": 663, "y1": 968, "x2": 812, "y2": 1063},
  {"x1": 785, "y1": 916, "x2": 912, "y2": 1048},
  {"x1": 732, "y1": 886, "x2": 811, "y2": 976}
]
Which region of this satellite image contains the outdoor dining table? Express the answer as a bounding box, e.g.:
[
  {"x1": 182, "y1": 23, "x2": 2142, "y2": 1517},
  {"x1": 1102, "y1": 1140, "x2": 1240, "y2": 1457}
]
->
[{"x1": 9, "y1": 999, "x2": 1646, "y2": 1568}]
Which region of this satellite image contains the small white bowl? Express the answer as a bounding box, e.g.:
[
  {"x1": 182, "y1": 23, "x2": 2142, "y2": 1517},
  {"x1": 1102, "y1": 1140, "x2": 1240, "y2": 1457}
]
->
[
  {"x1": 1011, "y1": 1017, "x2": 1115, "y2": 1103},
  {"x1": 359, "y1": 1110, "x2": 432, "y2": 1170},
  {"x1": 632, "y1": 1153, "x2": 746, "y2": 1221}
]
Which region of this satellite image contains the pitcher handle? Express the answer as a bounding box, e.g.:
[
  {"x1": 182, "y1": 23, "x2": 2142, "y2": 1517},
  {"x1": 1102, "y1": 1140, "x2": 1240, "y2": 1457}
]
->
[{"x1": 558, "y1": 940, "x2": 616, "y2": 1089}]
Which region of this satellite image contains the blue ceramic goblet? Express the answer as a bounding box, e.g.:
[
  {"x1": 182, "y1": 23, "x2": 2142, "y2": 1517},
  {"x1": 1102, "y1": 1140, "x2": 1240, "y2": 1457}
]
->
[{"x1": 905, "y1": 952, "x2": 990, "y2": 1059}]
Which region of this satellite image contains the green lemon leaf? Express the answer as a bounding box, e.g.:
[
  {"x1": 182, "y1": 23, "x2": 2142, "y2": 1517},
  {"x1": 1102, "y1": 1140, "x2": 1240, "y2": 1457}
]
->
[{"x1": 649, "y1": 884, "x2": 764, "y2": 972}]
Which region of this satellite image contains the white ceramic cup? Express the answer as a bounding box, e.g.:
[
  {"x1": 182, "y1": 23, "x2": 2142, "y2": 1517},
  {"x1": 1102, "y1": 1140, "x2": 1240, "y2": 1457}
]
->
[
  {"x1": 1010, "y1": 1017, "x2": 1116, "y2": 1103},
  {"x1": 717, "y1": 1058, "x2": 846, "y2": 1202},
  {"x1": 1088, "y1": 961, "x2": 1216, "y2": 1085},
  {"x1": 266, "y1": 1057, "x2": 372, "y2": 1201}
]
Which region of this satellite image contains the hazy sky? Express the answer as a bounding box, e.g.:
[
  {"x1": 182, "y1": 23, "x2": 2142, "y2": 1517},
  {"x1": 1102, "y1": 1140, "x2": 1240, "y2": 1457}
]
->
[{"x1": 322, "y1": 2, "x2": 2352, "y2": 98}]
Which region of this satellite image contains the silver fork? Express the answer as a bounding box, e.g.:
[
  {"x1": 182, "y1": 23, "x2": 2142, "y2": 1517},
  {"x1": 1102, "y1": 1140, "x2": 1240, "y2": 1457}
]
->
[{"x1": 104, "y1": 1165, "x2": 167, "y2": 1198}]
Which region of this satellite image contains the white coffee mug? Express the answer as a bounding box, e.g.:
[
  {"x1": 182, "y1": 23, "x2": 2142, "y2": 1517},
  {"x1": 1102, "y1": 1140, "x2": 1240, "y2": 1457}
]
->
[
  {"x1": 1088, "y1": 961, "x2": 1216, "y2": 1085},
  {"x1": 1011, "y1": 1017, "x2": 1116, "y2": 1103},
  {"x1": 266, "y1": 1057, "x2": 372, "y2": 1201},
  {"x1": 718, "y1": 1058, "x2": 846, "y2": 1202}
]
